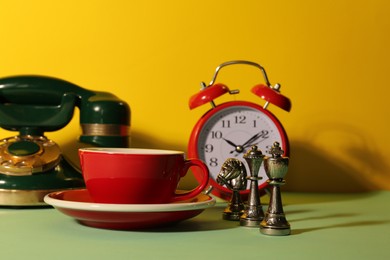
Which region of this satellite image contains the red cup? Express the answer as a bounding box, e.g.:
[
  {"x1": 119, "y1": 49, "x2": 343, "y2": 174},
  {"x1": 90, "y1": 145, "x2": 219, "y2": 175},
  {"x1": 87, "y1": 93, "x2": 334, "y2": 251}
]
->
[{"x1": 78, "y1": 148, "x2": 209, "y2": 204}]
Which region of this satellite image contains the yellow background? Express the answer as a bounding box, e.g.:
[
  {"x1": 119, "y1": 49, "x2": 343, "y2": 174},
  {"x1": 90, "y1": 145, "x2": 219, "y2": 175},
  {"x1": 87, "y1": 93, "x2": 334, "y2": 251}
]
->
[{"x1": 0, "y1": 0, "x2": 389, "y2": 192}]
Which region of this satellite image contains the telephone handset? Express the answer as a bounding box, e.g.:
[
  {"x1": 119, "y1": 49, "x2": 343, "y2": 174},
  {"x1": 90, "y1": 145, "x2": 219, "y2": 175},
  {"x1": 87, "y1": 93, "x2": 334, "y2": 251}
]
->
[{"x1": 0, "y1": 75, "x2": 131, "y2": 206}]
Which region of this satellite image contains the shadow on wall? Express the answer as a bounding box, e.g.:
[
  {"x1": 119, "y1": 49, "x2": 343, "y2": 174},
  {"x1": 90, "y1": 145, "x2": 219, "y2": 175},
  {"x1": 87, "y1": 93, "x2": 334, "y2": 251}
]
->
[
  {"x1": 285, "y1": 139, "x2": 388, "y2": 193},
  {"x1": 128, "y1": 129, "x2": 389, "y2": 193}
]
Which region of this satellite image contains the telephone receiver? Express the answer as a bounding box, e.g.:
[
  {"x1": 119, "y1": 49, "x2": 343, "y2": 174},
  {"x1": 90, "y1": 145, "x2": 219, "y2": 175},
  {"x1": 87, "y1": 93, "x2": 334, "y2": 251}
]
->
[
  {"x1": 0, "y1": 75, "x2": 131, "y2": 206},
  {"x1": 189, "y1": 60, "x2": 291, "y2": 111}
]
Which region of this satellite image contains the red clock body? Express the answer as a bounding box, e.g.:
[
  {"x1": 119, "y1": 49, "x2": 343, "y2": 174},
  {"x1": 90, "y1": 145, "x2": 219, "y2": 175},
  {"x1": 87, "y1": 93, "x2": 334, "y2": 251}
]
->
[{"x1": 188, "y1": 100, "x2": 289, "y2": 200}]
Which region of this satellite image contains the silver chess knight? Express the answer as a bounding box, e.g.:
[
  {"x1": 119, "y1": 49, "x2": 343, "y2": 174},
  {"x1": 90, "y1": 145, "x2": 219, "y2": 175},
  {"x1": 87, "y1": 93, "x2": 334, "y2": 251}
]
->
[
  {"x1": 216, "y1": 158, "x2": 247, "y2": 221},
  {"x1": 260, "y1": 142, "x2": 291, "y2": 236},
  {"x1": 240, "y1": 145, "x2": 265, "y2": 227}
]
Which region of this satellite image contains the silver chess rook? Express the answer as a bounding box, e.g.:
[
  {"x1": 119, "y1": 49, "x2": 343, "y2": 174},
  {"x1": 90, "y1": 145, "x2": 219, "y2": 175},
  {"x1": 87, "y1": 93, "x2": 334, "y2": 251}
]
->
[
  {"x1": 260, "y1": 142, "x2": 291, "y2": 236},
  {"x1": 240, "y1": 145, "x2": 265, "y2": 227}
]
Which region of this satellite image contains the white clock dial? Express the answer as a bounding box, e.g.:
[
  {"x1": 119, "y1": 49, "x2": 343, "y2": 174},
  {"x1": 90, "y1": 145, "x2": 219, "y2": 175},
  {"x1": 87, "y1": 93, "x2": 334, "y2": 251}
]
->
[{"x1": 197, "y1": 105, "x2": 284, "y2": 190}]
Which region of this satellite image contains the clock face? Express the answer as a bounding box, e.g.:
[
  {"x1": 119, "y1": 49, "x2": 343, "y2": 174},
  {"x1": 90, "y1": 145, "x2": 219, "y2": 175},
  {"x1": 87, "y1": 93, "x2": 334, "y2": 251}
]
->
[{"x1": 189, "y1": 101, "x2": 288, "y2": 198}]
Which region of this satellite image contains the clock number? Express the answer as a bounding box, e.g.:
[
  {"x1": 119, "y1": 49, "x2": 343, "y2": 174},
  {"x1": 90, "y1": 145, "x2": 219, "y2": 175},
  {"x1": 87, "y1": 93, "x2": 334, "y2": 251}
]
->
[
  {"x1": 235, "y1": 115, "x2": 246, "y2": 124},
  {"x1": 222, "y1": 120, "x2": 231, "y2": 128},
  {"x1": 260, "y1": 130, "x2": 269, "y2": 139},
  {"x1": 204, "y1": 144, "x2": 214, "y2": 153},
  {"x1": 211, "y1": 131, "x2": 223, "y2": 139},
  {"x1": 223, "y1": 116, "x2": 248, "y2": 127},
  {"x1": 209, "y1": 157, "x2": 218, "y2": 167}
]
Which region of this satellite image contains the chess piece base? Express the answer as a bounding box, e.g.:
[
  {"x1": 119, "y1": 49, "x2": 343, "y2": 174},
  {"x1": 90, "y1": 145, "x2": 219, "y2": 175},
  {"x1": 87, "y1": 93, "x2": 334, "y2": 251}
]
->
[
  {"x1": 260, "y1": 212, "x2": 291, "y2": 236},
  {"x1": 260, "y1": 226, "x2": 291, "y2": 236},
  {"x1": 240, "y1": 205, "x2": 264, "y2": 227},
  {"x1": 223, "y1": 211, "x2": 242, "y2": 221},
  {"x1": 240, "y1": 217, "x2": 262, "y2": 227}
]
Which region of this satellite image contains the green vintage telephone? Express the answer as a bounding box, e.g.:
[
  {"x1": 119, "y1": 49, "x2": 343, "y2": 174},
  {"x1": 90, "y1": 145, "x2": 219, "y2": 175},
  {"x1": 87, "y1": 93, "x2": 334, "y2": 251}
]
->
[{"x1": 0, "y1": 75, "x2": 131, "y2": 206}]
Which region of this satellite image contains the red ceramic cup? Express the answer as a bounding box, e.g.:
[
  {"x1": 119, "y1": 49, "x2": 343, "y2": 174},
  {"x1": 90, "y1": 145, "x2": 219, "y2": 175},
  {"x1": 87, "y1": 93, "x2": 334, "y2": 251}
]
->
[{"x1": 78, "y1": 148, "x2": 209, "y2": 204}]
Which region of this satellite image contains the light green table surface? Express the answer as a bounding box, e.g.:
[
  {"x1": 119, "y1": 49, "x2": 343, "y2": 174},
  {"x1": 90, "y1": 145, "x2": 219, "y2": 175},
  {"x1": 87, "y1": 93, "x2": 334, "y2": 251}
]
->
[{"x1": 1, "y1": 191, "x2": 389, "y2": 259}]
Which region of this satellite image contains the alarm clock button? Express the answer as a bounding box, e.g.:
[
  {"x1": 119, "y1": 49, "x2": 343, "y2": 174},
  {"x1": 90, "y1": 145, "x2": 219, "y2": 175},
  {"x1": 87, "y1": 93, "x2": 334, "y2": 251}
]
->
[
  {"x1": 252, "y1": 84, "x2": 292, "y2": 112},
  {"x1": 189, "y1": 83, "x2": 230, "y2": 109}
]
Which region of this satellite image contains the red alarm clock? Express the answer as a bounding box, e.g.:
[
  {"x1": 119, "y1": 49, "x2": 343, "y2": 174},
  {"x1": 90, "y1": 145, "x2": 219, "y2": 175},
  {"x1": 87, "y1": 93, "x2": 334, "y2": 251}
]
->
[{"x1": 188, "y1": 60, "x2": 291, "y2": 200}]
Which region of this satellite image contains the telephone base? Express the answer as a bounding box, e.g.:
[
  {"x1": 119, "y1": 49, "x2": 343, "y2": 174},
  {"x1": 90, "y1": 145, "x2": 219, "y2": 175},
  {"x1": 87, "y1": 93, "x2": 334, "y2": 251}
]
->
[
  {"x1": 0, "y1": 157, "x2": 85, "y2": 206},
  {"x1": 0, "y1": 188, "x2": 81, "y2": 207}
]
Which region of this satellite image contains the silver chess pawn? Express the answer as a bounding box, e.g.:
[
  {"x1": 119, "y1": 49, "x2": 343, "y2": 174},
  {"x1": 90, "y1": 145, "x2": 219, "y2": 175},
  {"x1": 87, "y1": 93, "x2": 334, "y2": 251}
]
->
[
  {"x1": 260, "y1": 142, "x2": 291, "y2": 236},
  {"x1": 217, "y1": 158, "x2": 247, "y2": 221},
  {"x1": 240, "y1": 145, "x2": 265, "y2": 227}
]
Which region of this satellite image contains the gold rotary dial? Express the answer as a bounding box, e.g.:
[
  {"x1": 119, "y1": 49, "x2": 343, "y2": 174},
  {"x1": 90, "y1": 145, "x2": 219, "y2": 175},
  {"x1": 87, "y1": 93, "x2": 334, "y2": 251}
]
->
[{"x1": 0, "y1": 135, "x2": 61, "y2": 176}]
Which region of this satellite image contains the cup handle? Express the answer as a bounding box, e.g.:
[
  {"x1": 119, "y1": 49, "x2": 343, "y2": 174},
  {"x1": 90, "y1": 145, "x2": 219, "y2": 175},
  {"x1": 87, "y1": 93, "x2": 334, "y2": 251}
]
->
[{"x1": 171, "y1": 158, "x2": 209, "y2": 202}]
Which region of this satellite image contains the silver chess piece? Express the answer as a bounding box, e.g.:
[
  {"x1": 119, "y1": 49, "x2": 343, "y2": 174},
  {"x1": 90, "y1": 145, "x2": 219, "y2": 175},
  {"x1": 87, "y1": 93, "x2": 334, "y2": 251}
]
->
[
  {"x1": 216, "y1": 158, "x2": 247, "y2": 221},
  {"x1": 240, "y1": 145, "x2": 265, "y2": 227},
  {"x1": 260, "y1": 142, "x2": 291, "y2": 236}
]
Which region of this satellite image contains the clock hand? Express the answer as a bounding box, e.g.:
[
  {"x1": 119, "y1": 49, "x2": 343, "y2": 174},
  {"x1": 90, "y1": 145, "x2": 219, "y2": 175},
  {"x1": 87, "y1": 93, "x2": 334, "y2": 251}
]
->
[
  {"x1": 223, "y1": 138, "x2": 238, "y2": 148},
  {"x1": 223, "y1": 138, "x2": 245, "y2": 154},
  {"x1": 226, "y1": 131, "x2": 269, "y2": 155},
  {"x1": 232, "y1": 131, "x2": 269, "y2": 156},
  {"x1": 243, "y1": 136, "x2": 268, "y2": 149},
  {"x1": 242, "y1": 132, "x2": 263, "y2": 148}
]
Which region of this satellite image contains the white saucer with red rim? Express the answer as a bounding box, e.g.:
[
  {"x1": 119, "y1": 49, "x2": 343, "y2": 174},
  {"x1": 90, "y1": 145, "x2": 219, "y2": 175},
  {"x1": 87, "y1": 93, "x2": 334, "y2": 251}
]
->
[{"x1": 44, "y1": 189, "x2": 216, "y2": 230}]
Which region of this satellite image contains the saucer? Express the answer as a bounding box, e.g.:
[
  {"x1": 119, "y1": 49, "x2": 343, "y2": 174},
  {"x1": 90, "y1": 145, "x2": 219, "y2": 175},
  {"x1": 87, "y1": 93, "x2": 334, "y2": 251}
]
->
[{"x1": 44, "y1": 189, "x2": 216, "y2": 230}]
